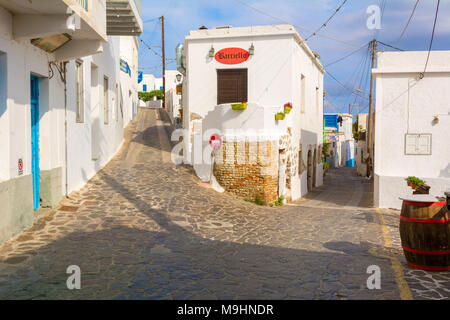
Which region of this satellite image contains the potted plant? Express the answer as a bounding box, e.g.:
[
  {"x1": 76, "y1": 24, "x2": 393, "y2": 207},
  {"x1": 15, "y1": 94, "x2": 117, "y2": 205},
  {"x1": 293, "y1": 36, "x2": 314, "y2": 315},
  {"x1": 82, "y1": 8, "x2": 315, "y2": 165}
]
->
[
  {"x1": 284, "y1": 102, "x2": 292, "y2": 114},
  {"x1": 405, "y1": 176, "x2": 431, "y2": 195},
  {"x1": 275, "y1": 112, "x2": 285, "y2": 120},
  {"x1": 231, "y1": 101, "x2": 247, "y2": 110}
]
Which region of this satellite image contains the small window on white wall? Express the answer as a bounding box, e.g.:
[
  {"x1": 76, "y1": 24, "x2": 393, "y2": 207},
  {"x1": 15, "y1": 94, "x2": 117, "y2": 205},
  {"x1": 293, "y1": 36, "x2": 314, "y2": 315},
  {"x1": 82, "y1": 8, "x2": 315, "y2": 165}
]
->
[
  {"x1": 316, "y1": 86, "x2": 319, "y2": 113},
  {"x1": 300, "y1": 74, "x2": 306, "y2": 114},
  {"x1": 76, "y1": 60, "x2": 84, "y2": 123},
  {"x1": 104, "y1": 76, "x2": 109, "y2": 124}
]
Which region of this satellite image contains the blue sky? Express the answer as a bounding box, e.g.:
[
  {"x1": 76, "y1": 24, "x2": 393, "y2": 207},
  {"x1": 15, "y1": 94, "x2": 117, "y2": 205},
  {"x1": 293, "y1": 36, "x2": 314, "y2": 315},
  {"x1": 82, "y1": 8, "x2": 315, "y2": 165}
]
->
[{"x1": 138, "y1": 0, "x2": 450, "y2": 115}]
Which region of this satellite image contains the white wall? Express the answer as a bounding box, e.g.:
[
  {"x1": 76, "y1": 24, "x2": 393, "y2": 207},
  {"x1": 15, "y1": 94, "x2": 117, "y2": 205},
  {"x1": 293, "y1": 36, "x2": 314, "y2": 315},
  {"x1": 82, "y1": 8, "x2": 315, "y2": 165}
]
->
[
  {"x1": 373, "y1": 51, "x2": 450, "y2": 209},
  {"x1": 182, "y1": 25, "x2": 324, "y2": 199}
]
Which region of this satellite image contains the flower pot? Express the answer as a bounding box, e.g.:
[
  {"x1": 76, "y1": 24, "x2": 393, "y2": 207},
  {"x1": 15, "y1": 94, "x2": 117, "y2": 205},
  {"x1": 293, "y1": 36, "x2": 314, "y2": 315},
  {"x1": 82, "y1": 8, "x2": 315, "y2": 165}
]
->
[
  {"x1": 231, "y1": 103, "x2": 247, "y2": 110},
  {"x1": 275, "y1": 112, "x2": 285, "y2": 120},
  {"x1": 284, "y1": 106, "x2": 292, "y2": 114}
]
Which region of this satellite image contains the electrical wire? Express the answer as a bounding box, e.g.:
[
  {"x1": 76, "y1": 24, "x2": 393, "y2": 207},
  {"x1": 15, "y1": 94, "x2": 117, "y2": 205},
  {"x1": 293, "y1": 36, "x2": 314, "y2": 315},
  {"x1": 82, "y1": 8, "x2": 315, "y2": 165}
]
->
[
  {"x1": 324, "y1": 43, "x2": 368, "y2": 67},
  {"x1": 233, "y1": 0, "x2": 363, "y2": 48},
  {"x1": 305, "y1": 0, "x2": 349, "y2": 41},
  {"x1": 376, "y1": 41, "x2": 404, "y2": 52},
  {"x1": 393, "y1": 0, "x2": 420, "y2": 48},
  {"x1": 420, "y1": 0, "x2": 440, "y2": 79}
]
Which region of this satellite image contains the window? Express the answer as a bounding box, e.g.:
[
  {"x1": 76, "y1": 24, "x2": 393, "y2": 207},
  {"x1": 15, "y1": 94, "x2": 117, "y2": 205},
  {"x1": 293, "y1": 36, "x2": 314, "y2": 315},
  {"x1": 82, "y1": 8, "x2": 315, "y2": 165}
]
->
[
  {"x1": 143, "y1": 84, "x2": 147, "y2": 92},
  {"x1": 300, "y1": 74, "x2": 306, "y2": 113},
  {"x1": 104, "y1": 76, "x2": 109, "y2": 124},
  {"x1": 217, "y1": 69, "x2": 248, "y2": 105},
  {"x1": 316, "y1": 86, "x2": 319, "y2": 113},
  {"x1": 76, "y1": 60, "x2": 84, "y2": 123}
]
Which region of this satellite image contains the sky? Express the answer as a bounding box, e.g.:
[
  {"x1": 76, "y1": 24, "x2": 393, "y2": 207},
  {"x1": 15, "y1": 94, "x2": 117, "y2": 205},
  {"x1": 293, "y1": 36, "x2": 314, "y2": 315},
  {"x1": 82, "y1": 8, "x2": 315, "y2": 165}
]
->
[{"x1": 138, "y1": 0, "x2": 450, "y2": 116}]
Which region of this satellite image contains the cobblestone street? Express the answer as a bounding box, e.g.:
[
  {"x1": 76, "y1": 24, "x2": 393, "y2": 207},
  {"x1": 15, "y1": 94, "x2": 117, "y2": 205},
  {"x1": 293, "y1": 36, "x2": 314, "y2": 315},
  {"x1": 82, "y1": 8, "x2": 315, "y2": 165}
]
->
[{"x1": 0, "y1": 108, "x2": 448, "y2": 300}]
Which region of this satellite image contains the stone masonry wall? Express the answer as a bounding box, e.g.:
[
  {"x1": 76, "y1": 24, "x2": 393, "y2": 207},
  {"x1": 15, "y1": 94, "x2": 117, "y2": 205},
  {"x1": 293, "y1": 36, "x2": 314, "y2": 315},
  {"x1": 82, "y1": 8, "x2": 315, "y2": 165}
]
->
[{"x1": 213, "y1": 140, "x2": 279, "y2": 204}]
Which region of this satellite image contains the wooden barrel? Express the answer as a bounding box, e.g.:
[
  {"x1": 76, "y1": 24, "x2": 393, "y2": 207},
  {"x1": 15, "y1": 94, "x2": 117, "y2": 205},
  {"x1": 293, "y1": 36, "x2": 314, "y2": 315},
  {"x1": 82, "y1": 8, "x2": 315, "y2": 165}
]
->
[{"x1": 400, "y1": 199, "x2": 449, "y2": 271}]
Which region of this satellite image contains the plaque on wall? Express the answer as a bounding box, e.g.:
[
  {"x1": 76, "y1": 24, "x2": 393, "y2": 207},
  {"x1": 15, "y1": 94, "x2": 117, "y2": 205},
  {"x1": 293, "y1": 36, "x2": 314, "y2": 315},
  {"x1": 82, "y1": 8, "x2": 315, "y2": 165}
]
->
[{"x1": 405, "y1": 134, "x2": 432, "y2": 155}]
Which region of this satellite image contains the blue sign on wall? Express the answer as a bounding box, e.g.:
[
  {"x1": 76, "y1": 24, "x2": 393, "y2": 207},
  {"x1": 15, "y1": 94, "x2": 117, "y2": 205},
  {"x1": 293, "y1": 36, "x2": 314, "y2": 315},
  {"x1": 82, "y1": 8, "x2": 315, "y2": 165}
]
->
[
  {"x1": 138, "y1": 71, "x2": 143, "y2": 84},
  {"x1": 120, "y1": 59, "x2": 131, "y2": 77},
  {"x1": 324, "y1": 114, "x2": 338, "y2": 132}
]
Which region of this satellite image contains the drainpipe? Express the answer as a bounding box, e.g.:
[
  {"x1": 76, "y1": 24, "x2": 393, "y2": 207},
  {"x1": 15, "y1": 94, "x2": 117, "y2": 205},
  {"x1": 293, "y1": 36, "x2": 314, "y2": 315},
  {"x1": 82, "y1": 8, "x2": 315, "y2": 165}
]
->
[{"x1": 63, "y1": 62, "x2": 68, "y2": 198}]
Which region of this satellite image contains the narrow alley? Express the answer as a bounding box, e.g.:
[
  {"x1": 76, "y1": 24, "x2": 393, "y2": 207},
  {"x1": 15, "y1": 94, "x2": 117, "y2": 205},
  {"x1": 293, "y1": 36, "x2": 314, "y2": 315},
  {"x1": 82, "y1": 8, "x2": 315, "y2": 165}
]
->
[{"x1": 0, "y1": 108, "x2": 448, "y2": 300}]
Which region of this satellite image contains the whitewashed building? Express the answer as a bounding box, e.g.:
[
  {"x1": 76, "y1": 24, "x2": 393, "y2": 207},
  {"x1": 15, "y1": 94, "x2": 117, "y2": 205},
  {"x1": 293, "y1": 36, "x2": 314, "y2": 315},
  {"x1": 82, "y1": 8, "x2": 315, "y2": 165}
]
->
[
  {"x1": 324, "y1": 113, "x2": 355, "y2": 168},
  {"x1": 373, "y1": 51, "x2": 450, "y2": 209},
  {"x1": 0, "y1": 0, "x2": 142, "y2": 245},
  {"x1": 177, "y1": 25, "x2": 324, "y2": 204}
]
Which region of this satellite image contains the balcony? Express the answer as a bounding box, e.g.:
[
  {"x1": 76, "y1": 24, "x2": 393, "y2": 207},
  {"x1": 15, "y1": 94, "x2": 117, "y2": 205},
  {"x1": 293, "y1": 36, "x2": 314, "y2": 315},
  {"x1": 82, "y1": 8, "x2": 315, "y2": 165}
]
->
[
  {"x1": 0, "y1": 0, "x2": 107, "y2": 61},
  {"x1": 106, "y1": 0, "x2": 143, "y2": 36}
]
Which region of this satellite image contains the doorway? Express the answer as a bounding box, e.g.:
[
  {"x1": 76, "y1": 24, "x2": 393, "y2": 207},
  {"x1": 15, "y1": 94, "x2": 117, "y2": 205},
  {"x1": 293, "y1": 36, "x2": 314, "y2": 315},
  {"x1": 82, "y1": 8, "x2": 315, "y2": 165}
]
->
[
  {"x1": 307, "y1": 149, "x2": 313, "y2": 191},
  {"x1": 30, "y1": 75, "x2": 40, "y2": 210}
]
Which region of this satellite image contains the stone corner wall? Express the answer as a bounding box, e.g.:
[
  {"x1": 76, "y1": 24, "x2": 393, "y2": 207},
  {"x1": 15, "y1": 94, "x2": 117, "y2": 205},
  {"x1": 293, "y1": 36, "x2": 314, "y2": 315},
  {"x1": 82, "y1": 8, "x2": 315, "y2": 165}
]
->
[{"x1": 213, "y1": 140, "x2": 279, "y2": 204}]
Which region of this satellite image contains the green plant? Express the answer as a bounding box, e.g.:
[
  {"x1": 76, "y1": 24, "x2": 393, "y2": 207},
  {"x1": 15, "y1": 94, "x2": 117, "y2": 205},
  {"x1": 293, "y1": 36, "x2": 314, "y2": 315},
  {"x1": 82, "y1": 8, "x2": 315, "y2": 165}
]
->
[
  {"x1": 284, "y1": 102, "x2": 292, "y2": 114},
  {"x1": 324, "y1": 162, "x2": 329, "y2": 173},
  {"x1": 275, "y1": 195, "x2": 285, "y2": 207},
  {"x1": 323, "y1": 142, "x2": 330, "y2": 156},
  {"x1": 405, "y1": 176, "x2": 425, "y2": 187},
  {"x1": 138, "y1": 90, "x2": 163, "y2": 102},
  {"x1": 255, "y1": 194, "x2": 266, "y2": 206}
]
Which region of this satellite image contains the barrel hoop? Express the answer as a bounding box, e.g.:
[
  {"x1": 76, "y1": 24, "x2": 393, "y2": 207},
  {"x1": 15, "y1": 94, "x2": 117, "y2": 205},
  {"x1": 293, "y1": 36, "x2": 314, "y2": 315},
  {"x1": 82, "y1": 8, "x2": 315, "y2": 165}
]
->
[
  {"x1": 403, "y1": 201, "x2": 446, "y2": 207},
  {"x1": 406, "y1": 261, "x2": 450, "y2": 271},
  {"x1": 400, "y1": 216, "x2": 449, "y2": 224},
  {"x1": 403, "y1": 246, "x2": 450, "y2": 255}
]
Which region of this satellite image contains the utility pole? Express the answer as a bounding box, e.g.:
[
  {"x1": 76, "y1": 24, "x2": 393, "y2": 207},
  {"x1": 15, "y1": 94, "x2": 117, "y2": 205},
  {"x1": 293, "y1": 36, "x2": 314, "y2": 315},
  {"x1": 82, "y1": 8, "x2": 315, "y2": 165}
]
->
[
  {"x1": 367, "y1": 39, "x2": 377, "y2": 178},
  {"x1": 161, "y1": 16, "x2": 166, "y2": 110},
  {"x1": 348, "y1": 104, "x2": 351, "y2": 114}
]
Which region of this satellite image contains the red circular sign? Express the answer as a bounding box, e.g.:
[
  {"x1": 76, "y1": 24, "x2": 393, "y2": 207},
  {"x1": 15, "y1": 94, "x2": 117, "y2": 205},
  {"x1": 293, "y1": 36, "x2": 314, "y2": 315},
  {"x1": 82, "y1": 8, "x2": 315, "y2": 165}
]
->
[
  {"x1": 209, "y1": 134, "x2": 222, "y2": 150},
  {"x1": 18, "y1": 159, "x2": 23, "y2": 171},
  {"x1": 215, "y1": 48, "x2": 250, "y2": 65}
]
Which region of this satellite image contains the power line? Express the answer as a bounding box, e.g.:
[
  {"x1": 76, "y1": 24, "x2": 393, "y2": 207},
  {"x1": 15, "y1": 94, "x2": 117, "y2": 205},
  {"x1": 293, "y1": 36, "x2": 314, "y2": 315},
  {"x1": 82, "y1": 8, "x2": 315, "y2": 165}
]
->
[
  {"x1": 326, "y1": 70, "x2": 369, "y2": 101},
  {"x1": 324, "y1": 43, "x2": 368, "y2": 67},
  {"x1": 305, "y1": 0, "x2": 349, "y2": 41},
  {"x1": 376, "y1": 41, "x2": 404, "y2": 52},
  {"x1": 233, "y1": 0, "x2": 363, "y2": 48},
  {"x1": 393, "y1": 0, "x2": 420, "y2": 48},
  {"x1": 420, "y1": 0, "x2": 441, "y2": 79}
]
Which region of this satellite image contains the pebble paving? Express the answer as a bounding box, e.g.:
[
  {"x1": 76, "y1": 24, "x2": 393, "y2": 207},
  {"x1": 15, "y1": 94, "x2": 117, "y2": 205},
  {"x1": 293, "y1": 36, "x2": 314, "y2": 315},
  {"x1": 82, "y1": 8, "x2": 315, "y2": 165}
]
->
[{"x1": 0, "y1": 108, "x2": 448, "y2": 300}]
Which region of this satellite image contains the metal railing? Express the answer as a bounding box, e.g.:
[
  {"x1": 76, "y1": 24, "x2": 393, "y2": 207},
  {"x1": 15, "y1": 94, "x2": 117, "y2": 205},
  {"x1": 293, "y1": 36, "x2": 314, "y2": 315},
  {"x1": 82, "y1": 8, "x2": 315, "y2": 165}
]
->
[{"x1": 77, "y1": 0, "x2": 89, "y2": 10}]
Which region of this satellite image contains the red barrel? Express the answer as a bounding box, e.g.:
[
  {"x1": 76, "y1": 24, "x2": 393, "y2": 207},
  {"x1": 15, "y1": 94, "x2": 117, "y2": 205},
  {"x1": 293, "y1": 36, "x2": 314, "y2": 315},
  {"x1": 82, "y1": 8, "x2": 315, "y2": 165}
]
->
[{"x1": 399, "y1": 199, "x2": 449, "y2": 271}]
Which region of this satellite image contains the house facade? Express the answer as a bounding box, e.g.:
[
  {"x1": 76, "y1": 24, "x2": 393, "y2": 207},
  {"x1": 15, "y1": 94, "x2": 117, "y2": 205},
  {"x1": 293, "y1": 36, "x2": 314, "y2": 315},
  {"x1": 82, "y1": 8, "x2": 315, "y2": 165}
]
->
[
  {"x1": 324, "y1": 113, "x2": 355, "y2": 169},
  {"x1": 178, "y1": 24, "x2": 324, "y2": 204},
  {"x1": 373, "y1": 51, "x2": 450, "y2": 209},
  {"x1": 0, "y1": 0, "x2": 142, "y2": 245}
]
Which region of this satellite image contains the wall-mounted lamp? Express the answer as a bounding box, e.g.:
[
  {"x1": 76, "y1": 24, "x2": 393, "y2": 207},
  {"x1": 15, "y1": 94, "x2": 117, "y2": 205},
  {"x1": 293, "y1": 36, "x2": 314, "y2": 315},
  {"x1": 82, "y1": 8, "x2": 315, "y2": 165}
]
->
[
  {"x1": 249, "y1": 43, "x2": 255, "y2": 56},
  {"x1": 209, "y1": 46, "x2": 215, "y2": 58},
  {"x1": 432, "y1": 115, "x2": 439, "y2": 125},
  {"x1": 176, "y1": 74, "x2": 182, "y2": 82}
]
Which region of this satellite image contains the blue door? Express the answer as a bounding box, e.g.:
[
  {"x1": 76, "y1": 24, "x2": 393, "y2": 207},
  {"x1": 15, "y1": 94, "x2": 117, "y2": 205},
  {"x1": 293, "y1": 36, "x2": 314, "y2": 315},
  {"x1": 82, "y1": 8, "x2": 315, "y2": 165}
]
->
[{"x1": 30, "y1": 75, "x2": 40, "y2": 210}]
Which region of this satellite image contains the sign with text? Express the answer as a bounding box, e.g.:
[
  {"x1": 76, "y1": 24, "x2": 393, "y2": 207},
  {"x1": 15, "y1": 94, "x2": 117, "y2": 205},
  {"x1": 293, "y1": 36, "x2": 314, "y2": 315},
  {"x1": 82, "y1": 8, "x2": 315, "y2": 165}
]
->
[{"x1": 215, "y1": 48, "x2": 250, "y2": 65}]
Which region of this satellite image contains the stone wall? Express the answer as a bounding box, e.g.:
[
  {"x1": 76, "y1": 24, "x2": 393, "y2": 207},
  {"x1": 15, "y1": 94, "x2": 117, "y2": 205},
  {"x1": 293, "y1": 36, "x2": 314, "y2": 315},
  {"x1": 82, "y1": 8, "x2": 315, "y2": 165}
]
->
[{"x1": 213, "y1": 140, "x2": 279, "y2": 204}]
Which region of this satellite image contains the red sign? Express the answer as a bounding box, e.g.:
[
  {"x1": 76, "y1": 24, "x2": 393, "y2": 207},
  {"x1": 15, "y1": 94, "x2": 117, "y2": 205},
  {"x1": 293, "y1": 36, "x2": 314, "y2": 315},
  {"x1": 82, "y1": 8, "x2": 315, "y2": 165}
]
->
[
  {"x1": 215, "y1": 48, "x2": 250, "y2": 65},
  {"x1": 209, "y1": 134, "x2": 222, "y2": 150},
  {"x1": 18, "y1": 158, "x2": 23, "y2": 176}
]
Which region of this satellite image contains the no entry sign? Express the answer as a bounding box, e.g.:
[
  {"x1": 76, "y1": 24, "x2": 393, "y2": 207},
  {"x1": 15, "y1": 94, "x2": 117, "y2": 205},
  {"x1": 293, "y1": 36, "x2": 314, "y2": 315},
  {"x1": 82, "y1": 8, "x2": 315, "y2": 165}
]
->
[
  {"x1": 209, "y1": 134, "x2": 222, "y2": 150},
  {"x1": 18, "y1": 158, "x2": 23, "y2": 176}
]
